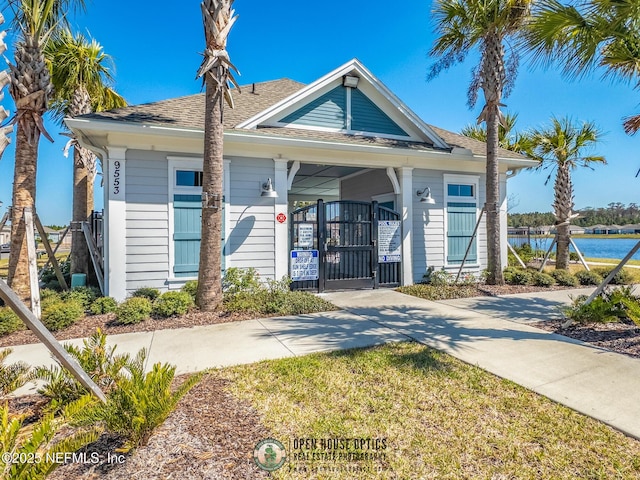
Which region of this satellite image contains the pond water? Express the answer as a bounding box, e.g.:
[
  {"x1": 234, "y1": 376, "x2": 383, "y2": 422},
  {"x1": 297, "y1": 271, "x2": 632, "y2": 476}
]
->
[{"x1": 509, "y1": 237, "x2": 640, "y2": 261}]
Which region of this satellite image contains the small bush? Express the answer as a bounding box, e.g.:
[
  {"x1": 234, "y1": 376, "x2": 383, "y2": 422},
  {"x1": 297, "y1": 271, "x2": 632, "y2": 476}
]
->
[
  {"x1": 132, "y1": 287, "x2": 161, "y2": 301},
  {"x1": 181, "y1": 280, "x2": 198, "y2": 301},
  {"x1": 115, "y1": 297, "x2": 152, "y2": 325},
  {"x1": 90, "y1": 296, "x2": 118, "y2": 315},
  {"x1": 152, "y1": 291, "x2": 194, "y2": 318},
  {"x1": 426, "y1": 268, "x2": 454, "y2": 286},
  {"x1": 0, "y1": 348, "x2": 30, "y2": 396},
  {"x1": 0, "y1": 307, "x2": 25, "y2": 336},
  {"x1": 503, "y1": 267, "x2": 532, "y2": 285},
  {"x1": 40, "y1": 257, "x2": 71, "y2": 291},
  {"x1": 593, "y1": 267, "x2": 633, "y2": 285},
  {"x1": 575, "y1": 270, "x2": 603, "y2": 286},
  {"x1": 222, "y1": 267, "x2": 261, "y2": 294},
  {"x1": 550, "y1": 269, "x2": 579, "y2": 287},
  {"x1": 63, "y1": 286, "x2": 100, "y2": 310},
  {"x1": 42, "y1": 299, "x2": 84, "y2": 331},
  {"x1": 531, "y1": 271, "x2": 556, "y2": 287},
  {"x1": 397, "y1": 284, "x2": 481, "y2": 301},
  {"x1": 78, "y1": 350, "x2": 203, "y2": 451},
  {"x1": 40, "y1": 288, "x2": 63, "y2": 302},
  {"x1": 564, "y1": 287, "x2": 640, "y2": 325}
]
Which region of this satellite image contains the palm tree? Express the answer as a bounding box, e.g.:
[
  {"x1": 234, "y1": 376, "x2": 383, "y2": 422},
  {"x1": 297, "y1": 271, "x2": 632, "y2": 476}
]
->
[
  {"x1": 45, "y1": 29, "x2": 126, "y2": 281},
  {"x1": 526, "y1": 0, "x2": 640, "y2": 134},
  {"x1": 5, "y1": 0, "x2": 86, "y2": 301},
  {"x1": 429, "y1": 0, "x2": 532, "y2": 285},
  {"x1": 529, "y1": 116, "x2": 605, "y2": 269},
  {"x1": 461, "y1": 111, "x2": 534, "y2": 154},
  {"x1": 196, "y1": 0, "x2": 239, "y2": 311}
]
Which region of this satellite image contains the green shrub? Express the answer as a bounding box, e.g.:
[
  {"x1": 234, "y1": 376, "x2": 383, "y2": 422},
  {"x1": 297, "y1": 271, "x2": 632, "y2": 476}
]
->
[
  {"x1": 575, "y1": 270, "x2": 604, "y2": 286},
  {"x1": 41, "y1": 299, "x2": 84, "y2": 331},
  {"x1": 33, "y1": 329, "x2": 133, "y2": 410},
  {"x1": 531, "y1": 271, "x2": 556, "y2": 287},
  {"x1": 397, "y1": 284, "x2": 481, "y2": 301},
  {"x1": 550, "y1": 269, "x2": 579, "y2": 287},
  {"x1": 222, "y1": 267, "x2": 262, "y2": 294},
  {"x1": 426, "y1": 268, "x2": 454, "y2": 286},
  {"x1": 0, "y1": 307, "x2": 25, "y2": 336},
  {"x1": 89, "y1": 296, "x2": 118, "y2": 315},
  {"x1": 152, "y1": 291, "x2": 194, "y2": 318},
  {"x1": 593, "y1": 266, "x2": 633, "y2": 285},
  {"x1": 564, "y1": 287, "x2": 640, "y2": 325},
  {"x1": 115, "y1": 297, "x2": 152, "y2": 325},
  {"x1": 503, "y1": 267, "x2": 532, "y2": 285},
  {"x1": 181, "y1": 280, "x2": 198, "y2": 302},
  {"x1": 62, "y1": 286, "x2": 100, "y2": 310},
  {"x1": 132, "y1": 287, "x2": 161, "y2": 301},
  {"x1": 40, "y1": 257, "x2": 71, "y2": 291},
  {"x1": 0, "y1": 348, "x2": 30, "y2": 396},
  {"x1": 40, "y1": 288, "x2": 63, "y2": 302},
  {"x1": 77, "y1": 350, "x2": 203, "y2": 451}
]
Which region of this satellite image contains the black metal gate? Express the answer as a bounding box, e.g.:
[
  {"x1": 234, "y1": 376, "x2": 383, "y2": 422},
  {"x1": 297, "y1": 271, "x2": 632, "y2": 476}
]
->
[{"x1": 290, "y1": 200, "x2": 401, "y2": 292}]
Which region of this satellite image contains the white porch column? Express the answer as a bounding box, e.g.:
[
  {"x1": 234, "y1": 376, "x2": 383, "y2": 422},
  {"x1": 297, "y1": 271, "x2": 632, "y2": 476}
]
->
[
  {"x1": 499, "y1": 173, "x2": 508, "y2": 269},
  {"x1": 105, "y1": 147, "x2": 127, "y2": 301},
  {"x1": 274, "y1": 158, "x2": 289, "y2": 280},
  {"x1": 400, "y1": 167, "x2": 414, "y2": 285}
]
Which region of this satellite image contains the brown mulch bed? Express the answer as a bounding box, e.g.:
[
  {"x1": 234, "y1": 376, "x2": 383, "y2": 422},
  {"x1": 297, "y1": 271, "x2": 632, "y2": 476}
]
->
[{"x1": 48, "y1": 374, "x2": 270, "y2": 480}]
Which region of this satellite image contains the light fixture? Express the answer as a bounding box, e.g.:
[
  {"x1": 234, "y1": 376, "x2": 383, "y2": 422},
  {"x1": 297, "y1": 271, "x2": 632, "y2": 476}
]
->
[
  {"x1": 261, "y1": 178, "x2": 278, "y2": 198},
  {"x1": 343, "y1": 75, "x2": 359, "y2": 89},
  {"x1": 416, "y1": 187, "x2": 436, "y2": 204}
]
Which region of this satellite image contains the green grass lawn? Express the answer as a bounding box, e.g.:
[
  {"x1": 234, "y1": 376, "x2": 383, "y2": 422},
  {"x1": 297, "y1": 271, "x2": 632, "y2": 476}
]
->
[
  {"x1": 221, "y1": 342, "x2": 640, "y2": 479},
  {"x1": 584, "y1": 257, "x2": 640, "y2": 266}
]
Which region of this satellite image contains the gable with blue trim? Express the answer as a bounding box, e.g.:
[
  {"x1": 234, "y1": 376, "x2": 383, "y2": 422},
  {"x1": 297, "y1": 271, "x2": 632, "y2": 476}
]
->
[{"x1": 279, "y1": 85, "x2": 410, "y2": 138}]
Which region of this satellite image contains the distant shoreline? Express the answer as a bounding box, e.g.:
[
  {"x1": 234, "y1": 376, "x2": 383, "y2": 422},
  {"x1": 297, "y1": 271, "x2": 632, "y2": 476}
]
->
[{"x1": 509, "y1": 233, "x2": 640, "y2": 240}]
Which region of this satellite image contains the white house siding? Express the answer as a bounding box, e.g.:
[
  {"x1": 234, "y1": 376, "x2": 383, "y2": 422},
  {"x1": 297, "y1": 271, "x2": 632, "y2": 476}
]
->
[
  {"x1": 411, "y1": 169, "x2": 487, "y2": 283},
  {"x1": 340, "y1": 169, "x2": 394, "y2": 200},
  {"x1": 124, "y1": 150, "x2": 170, "y2": 294},
  {"x1": 227, "y1": 157, "x2": 276, "y2": 280}
]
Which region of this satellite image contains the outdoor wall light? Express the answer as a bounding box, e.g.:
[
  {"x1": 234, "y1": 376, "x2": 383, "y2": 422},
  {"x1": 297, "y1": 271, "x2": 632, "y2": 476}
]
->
[
  {"x1": 416, "y1": 187, "x2": 436, "y2": 204},
  {"x1": 261, "y1": 178, "x2": 278, "y2": 198},
  {"x1": 343, "y1": 75, "x2": 359, "y2": 89}
]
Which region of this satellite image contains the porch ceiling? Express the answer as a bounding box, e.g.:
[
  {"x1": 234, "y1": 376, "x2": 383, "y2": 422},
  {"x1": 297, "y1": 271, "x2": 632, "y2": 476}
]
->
[{"x1": 289, "y1": 163, "x2": 366, "y2": 198}]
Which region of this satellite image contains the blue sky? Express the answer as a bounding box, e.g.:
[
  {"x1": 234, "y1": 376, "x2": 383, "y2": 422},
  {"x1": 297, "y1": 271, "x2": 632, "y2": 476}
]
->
[{"x1": 0, "y1": 0, "x2": 638, "y2": 226}]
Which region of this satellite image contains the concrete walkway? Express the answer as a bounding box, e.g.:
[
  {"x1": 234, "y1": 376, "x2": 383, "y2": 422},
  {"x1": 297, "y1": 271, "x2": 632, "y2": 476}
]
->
[{"x1": 6, "y1": 287, "x2": 640, "y2": 440}]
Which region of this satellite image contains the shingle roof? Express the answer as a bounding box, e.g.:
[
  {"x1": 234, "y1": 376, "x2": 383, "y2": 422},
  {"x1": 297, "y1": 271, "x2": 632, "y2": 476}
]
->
[{"x1": 80, "y1": 78, "x2": 527, "y2": 160}]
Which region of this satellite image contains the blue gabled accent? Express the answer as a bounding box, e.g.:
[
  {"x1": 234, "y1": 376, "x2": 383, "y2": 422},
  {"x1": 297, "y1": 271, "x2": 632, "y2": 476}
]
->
[
  {"x1": 447, "y1": 202, "x2": 477, "y2": 263},
  {"x1": 351, "y1": 89, "x2": 409, "y2": 137},
  {"x1": 281, "y1": 86, "x2": 346, "y2": 129}
]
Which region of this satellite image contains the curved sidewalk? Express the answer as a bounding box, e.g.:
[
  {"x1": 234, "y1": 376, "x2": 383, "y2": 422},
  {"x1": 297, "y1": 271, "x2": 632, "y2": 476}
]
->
[{"x1": 6, "y1": 287, "x2": 640, "y2": 440}]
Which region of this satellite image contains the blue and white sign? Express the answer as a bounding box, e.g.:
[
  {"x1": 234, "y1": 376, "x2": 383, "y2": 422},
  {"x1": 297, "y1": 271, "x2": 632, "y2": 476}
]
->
[
  {"x1": 378, "y1": 220, "x2": 402, "y2": 263},
  {"x1": 290, "y1": 249, "x2": 319, "y2": 281}
]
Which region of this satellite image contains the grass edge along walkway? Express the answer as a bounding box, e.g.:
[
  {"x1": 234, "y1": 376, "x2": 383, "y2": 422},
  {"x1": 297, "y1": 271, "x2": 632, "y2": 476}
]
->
[{"x1": 220, "y1": 342, "x2": 640, "y2": 480}]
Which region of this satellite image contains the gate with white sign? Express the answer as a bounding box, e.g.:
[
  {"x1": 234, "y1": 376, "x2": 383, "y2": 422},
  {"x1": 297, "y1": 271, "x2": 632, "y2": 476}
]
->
[{"x1": 290, "y1": 200, "x2": 401, "y2": 292}]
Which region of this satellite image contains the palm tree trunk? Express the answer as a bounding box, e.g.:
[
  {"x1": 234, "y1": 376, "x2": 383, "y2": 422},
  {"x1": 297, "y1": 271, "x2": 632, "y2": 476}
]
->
[
  {"x1": 196, "y1": 74, "x2": 224, "y2": 311},
  {"x1": 70, "y1": 146, "x2": 94, "y2": 280},
  {"x1": 480, "y1": 33, "x2": 505, "y2": 285},
  {"x1": 554, "y1": 163, "x2": 573, "y2": 270},
  {"x1": 7, "y1": 121, "x2": 39, "y2": 302}
]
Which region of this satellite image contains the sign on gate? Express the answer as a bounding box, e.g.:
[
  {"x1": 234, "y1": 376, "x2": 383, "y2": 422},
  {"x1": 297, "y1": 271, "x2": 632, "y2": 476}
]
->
[
  {"x1": 297, "y1": 224, "x2": 314, "y2": 248},
  {"x1": 378, "y1": 220, "x2": 401, "y2": 263},
  {"x1": 290, "y1": 250, "x2": 319, "y2": 281}
]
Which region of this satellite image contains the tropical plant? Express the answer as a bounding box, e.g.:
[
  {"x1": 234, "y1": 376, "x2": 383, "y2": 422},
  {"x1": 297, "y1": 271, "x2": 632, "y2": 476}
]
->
[
  {"x1": 196, "y1": 0, "x2": 240, "y2": 310},
  {"x1": 564, "y1": 286, "x2": 640, "y2": 325},
  {"x1": 0, "y1": 395, "x2": 100, "y2": 480},
  {"x1": 526, "y1": 0, "x2": 640, "y2": 134},
  {"x1": 528, "y1": 116, "x2": 605, "y2": 269},
  {"x1": 0, "y1": 348, "x2": 30, "y2": 396},
  {"x1": 461, "y1": 111, "x2": 534, "y2": 154},
  {"x1": 5, "y1": 0, "x2": 87, "y2": 302},
  {"x1": 429, "y1": 0, "x2": 532, "y2": 285},
  {"x1": 77, "y1": 348, "x2": 203, "y2": 451},
  {"x1": 45, "y1": 28, "x2": 126, "y2": 280},
  {"x1": 33, "y1": 329, "x2": 132, "y2": 411}
]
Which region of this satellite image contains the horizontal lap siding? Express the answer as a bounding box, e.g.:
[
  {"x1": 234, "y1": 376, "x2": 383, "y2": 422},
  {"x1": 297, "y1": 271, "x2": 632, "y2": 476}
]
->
[
  {"x1": 125, "y1": 150, "x2": 170, "y2": 295},
  {"x1": 227, "y1": 157, "x2": 276, "y2": 279}
]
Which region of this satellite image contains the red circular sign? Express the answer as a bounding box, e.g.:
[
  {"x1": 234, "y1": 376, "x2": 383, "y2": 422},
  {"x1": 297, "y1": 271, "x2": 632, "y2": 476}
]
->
[{"x1": 276, "y1": 213, "x2": 287, "y2": 224}]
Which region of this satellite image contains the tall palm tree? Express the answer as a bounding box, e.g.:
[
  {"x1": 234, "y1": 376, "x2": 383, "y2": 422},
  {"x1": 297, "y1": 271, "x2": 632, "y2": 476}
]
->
[
  {"x1": 526, "y1": 0, "x2": 640, "y2": 134},
  {"x1": 461, "y1": 111, "x2": 534, "y2": 154},
  {"x1": 5, "y1": 0, "x2": 86, "y2": 301},
  {"x1": 196, "y1": 0, "x2": 239, "y2": 311},
  {"x1": 45, "y1": 29, "x2": 126, "y2": 281},
  {"x1": 429, "y1": 0, "x2": 532, "y2": 285},
  {"x1": 529, "y1": 116, "x2": 605, "y2": 269}
]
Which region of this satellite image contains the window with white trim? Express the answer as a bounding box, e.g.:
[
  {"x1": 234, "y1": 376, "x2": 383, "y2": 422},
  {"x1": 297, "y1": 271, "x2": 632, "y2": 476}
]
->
[{"x1": 444, "y1": 176, "x2": 479, "y2": 265}]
